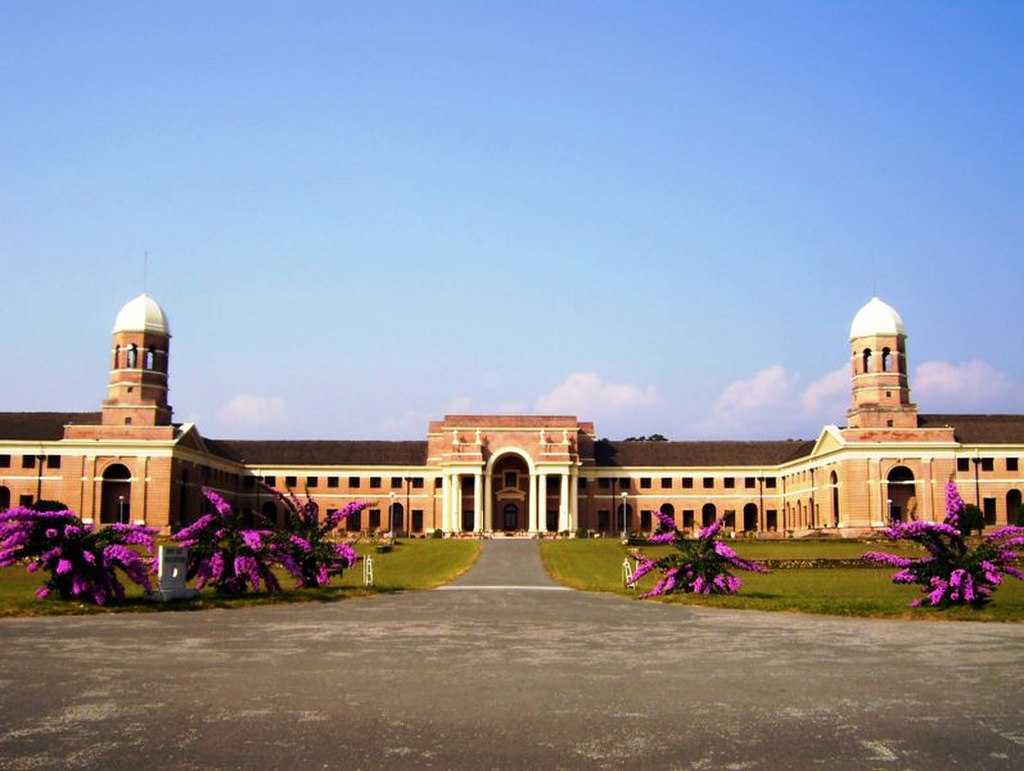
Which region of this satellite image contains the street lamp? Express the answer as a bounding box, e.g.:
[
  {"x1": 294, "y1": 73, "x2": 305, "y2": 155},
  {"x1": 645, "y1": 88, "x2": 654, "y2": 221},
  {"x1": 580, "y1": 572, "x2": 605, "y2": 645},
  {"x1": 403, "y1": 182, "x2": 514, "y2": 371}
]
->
[
  {"x1": 117, "y1": 495, "x2": 127, "y2": 525},
  {"x1": 619, "y1": 491, "x2": 628, "y2": 541},
  {"x1": 971, "y1": 449, "x2": 982, "y2": 507}
]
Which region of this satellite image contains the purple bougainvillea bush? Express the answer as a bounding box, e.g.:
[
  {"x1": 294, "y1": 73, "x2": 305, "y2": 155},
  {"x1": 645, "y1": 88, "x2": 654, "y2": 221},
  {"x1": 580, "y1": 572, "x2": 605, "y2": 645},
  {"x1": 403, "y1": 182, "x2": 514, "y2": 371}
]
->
[
  {"x1": 0, "y1": 506, "x2": 155, "y2": 605},
  {"x1": 627, "y1": 510, "x2": 768, "y2": 598},
  {"x1": 864, "y1": 480, "x2": 1024, "y2": 608},
  {"x1": 172, "y1": 487, "x2": 280, "y2": 595},
  {"x1": 266, "y1": 487, "x2": 368, "y2": 588}
]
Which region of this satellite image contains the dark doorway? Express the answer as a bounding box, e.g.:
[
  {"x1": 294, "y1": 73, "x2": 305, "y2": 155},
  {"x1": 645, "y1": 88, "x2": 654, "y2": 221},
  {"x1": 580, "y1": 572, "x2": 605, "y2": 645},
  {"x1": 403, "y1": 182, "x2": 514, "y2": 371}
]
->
[
  {"x1": 100, "y1": 464, "x2": 132, "y2": 524},
  {"x1": 887, "y1": 466, "x2": 915, "y2": 522},
  {"x1": 597, "y1": 509, "x2": 610, "y2": 532},
  {"x1": 1008, "y1": 490, "x2": 1023, "y2": 526},
  {"x1": 461, "y1": 508, "x2": 473, "y2": 532},
  {"x1": 390, "y1": 503, "x2": 404, "y2": 533},
  {"x1": 701, "y1": 503, "x2": 716, "y2": 528},
  {"x1": 742, "y1": 503, "x2": 758, "y2": 531},
  {"x1": 546, "y1": 510, "x2": 558, "y2": 532},
  {"x1": 502, "y1": 503, "x2": 518, "y2": 531},
  {"x1": 615, "y1": 503, "x2": 633, "y2": 533},
  {"x1": 831, "y1": 471, "x2": 840, "y2": 526},
  {"x1": 0, "y1": 486, "x2": 9, "y2": 511}
]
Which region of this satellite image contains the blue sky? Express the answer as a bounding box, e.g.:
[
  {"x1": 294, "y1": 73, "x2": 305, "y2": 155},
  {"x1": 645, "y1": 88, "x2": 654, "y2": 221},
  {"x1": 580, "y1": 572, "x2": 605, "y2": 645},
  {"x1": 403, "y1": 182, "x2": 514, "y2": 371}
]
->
[{"x1": 2, "y1": 2, "x2": 1021, "y2": 441}]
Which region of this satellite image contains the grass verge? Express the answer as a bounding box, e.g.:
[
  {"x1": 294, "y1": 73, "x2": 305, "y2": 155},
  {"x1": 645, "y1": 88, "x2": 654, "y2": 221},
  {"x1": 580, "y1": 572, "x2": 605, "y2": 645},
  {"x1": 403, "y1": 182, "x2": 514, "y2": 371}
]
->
[
  {"x1": 540, "y1": 539, "x2": 1024, "y2": 622},
  {"x1": 0, "y1": 538, "x2": 481, "y2": 618}
]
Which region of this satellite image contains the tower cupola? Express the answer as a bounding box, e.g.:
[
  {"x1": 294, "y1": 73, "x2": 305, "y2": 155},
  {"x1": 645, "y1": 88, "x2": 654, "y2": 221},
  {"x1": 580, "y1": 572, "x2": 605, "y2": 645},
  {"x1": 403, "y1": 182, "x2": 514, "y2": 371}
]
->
[
  {"x1": 847, "y1": 297, "x2": 917, "y2": 429},
  {"x1": 102, "y1": 293, "x2": 173, "y2": 427}
]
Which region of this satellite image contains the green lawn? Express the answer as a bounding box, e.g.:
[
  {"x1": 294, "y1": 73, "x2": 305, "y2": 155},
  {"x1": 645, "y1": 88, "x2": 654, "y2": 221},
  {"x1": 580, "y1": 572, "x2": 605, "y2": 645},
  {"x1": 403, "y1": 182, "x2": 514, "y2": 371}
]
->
[
  {"x1": 0, "y1": 538, "x2": 480, "y2": 618},
  {"x1": 540, "y1": 539, "x2": 1024, "y2": 622}
]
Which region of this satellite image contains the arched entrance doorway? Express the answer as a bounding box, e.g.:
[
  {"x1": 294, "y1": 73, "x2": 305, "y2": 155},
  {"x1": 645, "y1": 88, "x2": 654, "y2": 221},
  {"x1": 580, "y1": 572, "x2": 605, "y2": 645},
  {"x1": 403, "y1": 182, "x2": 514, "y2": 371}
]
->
[
  {"x1": 1007, "y1": 489, "x2": 1022, "y2": 526},
  {"x1": 701, "y1": 503, "x2": 717, "y2": 528},
  {"x1": 659, "y1": 503, "x2": 675, "y2": 530},
  {"x1": 742, "y1": 503, "x2": 758, "y2": 531},
  {"x1": 490, "y1": 453, "x2": 529, "y2": 531},
  {"x1": 100, "y1": 464, "x2": 132, "y2": 524},
  {"x1": 390, "y1": 502, "x2": 405, "y2": 533},
  {"x1": 887, "y1": 466, "x2": 916, "y2": 522}
]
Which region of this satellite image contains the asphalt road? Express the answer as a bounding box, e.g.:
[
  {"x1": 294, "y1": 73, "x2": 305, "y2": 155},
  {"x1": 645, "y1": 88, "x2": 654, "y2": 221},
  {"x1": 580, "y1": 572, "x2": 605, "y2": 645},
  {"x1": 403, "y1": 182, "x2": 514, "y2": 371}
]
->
[{"x1": 1, "y1": 540, "x2": 1023, "y2": 770}]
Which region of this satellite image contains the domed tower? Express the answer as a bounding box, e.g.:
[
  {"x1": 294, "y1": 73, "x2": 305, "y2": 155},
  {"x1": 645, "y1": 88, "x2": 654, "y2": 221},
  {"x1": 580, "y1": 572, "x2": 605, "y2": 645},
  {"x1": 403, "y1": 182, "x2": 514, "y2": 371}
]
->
[
  {"x1": 847, "y1": 297, "x2": 917, "y2": 429},
  {"x1": 101, "y1": 294, "x2": 173, "y2": 427}
]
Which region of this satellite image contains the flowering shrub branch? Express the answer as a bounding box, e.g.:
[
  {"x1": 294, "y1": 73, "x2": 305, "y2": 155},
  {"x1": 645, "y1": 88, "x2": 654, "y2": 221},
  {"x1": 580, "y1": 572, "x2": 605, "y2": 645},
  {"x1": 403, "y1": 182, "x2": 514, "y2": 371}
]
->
[
  {"x1": 172, "y1": 488, "x2": 280, "y2": 595},
  {"x1": 264, "y1": 486, "x2": 368, "y2": 588},
  {"x1": 628, "y1": 510, "x2": 768, "y2": 597},
  {"x1": 0, "y1": 506, "x2": 155, "y2": 605},
  {"x1": 864, "y1": 481, "x2": 1024, "y2": 608}
]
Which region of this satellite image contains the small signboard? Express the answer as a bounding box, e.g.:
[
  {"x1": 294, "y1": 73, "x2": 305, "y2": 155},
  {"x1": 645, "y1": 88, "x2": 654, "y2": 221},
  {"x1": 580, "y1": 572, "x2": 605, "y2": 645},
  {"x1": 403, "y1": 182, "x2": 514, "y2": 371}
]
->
[{"x1": 148, "y1": 545, "x2": 197, "y2": 602}]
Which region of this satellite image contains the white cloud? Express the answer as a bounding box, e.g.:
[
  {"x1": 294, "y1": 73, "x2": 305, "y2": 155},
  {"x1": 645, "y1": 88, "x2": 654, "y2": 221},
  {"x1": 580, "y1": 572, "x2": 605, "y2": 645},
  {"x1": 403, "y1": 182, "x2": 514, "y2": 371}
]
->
[
  {"x1": 217, "y1": 394, "x2": 287, "y2": 430},
  {"x1": 800, "y1": 365, "x2": 849, "y2": 414},
  {"x1": 711, "y1": 365, "x2": 794, "y2": 417},
  {"x1": 914, "y1": 360, "x2": 1014, "y2": 404},
  {"x1": 535, "y1": 372, "x2": 660, "y2": 415}
]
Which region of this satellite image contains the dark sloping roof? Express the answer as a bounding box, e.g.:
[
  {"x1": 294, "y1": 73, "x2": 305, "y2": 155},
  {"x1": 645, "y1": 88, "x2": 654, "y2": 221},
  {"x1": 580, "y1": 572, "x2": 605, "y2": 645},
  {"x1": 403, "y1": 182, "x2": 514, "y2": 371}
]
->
[
  {"x1": 0, "y1": 412, "x2": 101, "y2": 441},
  {"x1": 207, "y1": 439, "x2": 430, "y2": 467},
  {"x1": 918, "y1": 414, "x2": 1024, "y2": 444},
  {"x1": 593, "y1": 439, "x2": 816, "y2": 468}
]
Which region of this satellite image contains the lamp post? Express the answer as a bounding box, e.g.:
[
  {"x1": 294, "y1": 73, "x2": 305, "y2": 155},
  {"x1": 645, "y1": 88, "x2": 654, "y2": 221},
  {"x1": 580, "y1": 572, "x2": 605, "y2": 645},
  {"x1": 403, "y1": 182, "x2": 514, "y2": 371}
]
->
[
  {"x1": 118, "y1": 495, "x2": 127, "y2": 525},
  {"x1": 36, "y1": 450, "x2": 46, "y2": 505},
  {"x1": 620, "y1": 491, "x2": 628, "y2": 541},
  {"x1": 972, "y1": 449, "x2": 982, "y2": 508}
]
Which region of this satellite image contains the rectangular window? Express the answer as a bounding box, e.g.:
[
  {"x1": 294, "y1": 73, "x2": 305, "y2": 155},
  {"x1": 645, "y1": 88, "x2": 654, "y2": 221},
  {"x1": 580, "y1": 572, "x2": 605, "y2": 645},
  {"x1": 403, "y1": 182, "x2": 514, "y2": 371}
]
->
[
  {"x1": 504, "y1": 471, "x2": 518, "y2": 488},
  {"x1": 598, "y1": 478, "x2": 611, "y2": 489},
  {"x1": 0, "y1": 454, "x2": 9, "y2": 468},
  {"x1": 285, "y1": 475, "x2": 297, "y2": 487},
  {"x1": 983, "y1": 497, "x2": 997, "y2": 526},
  {"x1": 392, "y1": 476, "x2": 403, "y2": 488},
  {"x1": 412, "y1": 477, "x2": 424, "y2": 489},
  {"x1": 327, "y1": 476, "x2": 339, "y2": 488},
  {"x1": 412, "y1": 510, "x2": 424, "y2": 532},
  {"x1": 619, "y1": 478, "x2": 631, "y2": 489},
  {"x1": 640, "y1": 478, "x2": 652, "y2": 489},
  {"x1": 702, "y1": 477, "x2": 714, "y2": 489},
  {"x1": 264, "y1": 475, "x2": 276, "y2": 487},
  {"x1": 369, "y1": 477, "x2": 382, "y2": 489},
  {"x1": 306, "y1": 476, "x2": 318, "y2": 488},
  {"x1": 369, "y1": 509, "x2": 381, "y2": 529},
  {"x1": 724, "y1": 477, "x2": 735, "y2": 489},
  {"x1": 660, "y1": 477, "x2": 672, "y2": 489},
  {"x1": 682, "y1": 477, "x2": 693, "y2": 489},
  {"x1": 981, "y1": 457, "x2": 994, "y2": 472},
  {"x1": 682, "y1": 510, "x2": 694, "y2": 528},
  {"x1": 1008, "y1": 458, "x2": 1020, "y2": 472},
  {"x1": 435, "y1": 477, "x2": 443, "y2": 488},
  {"x1": 46, "y1": 455, "x2": 61, "y2": 469},
  {"x1": 19, "y1": 495, "x2": 33, "y2": 507},
  {"x1": 957, "y1": 458, "x2": 970, "y2": 472},
  {"x1": 765, "y1": 477, "x2": 777, "y2": 489},
  {"x1": 744, "y1": 477, "x2": 755, "y2": 489},
  {"x1": 22, "y1": 455, "x2": 35, "y2": 469},
  {"x1": 349, "y1": 476, "x2": 361, "y2": 488}
]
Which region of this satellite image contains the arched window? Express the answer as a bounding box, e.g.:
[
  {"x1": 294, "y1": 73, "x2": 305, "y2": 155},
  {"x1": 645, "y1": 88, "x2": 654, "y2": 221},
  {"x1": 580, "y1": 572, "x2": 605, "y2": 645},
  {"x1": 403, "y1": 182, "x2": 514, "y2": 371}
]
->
[
  {"x1": 145, "y1": 347, "x2": 155, "y2": 370},
  {"x1": 830, "y1": 471, "x2": 840, "y2": 527},
  {"x1": 881, "y1": 347, "x2": 892, "y2": 372},
  {"x1": 100, "y1": 463, "x2": 132, "y2": 524},
  {"x1": 659, "y1": 503, "x2": 675, "y2": 529},
  {"x1": 701, "y1": 503, "x2": 716, "y2": 528},
  {"x1": 112, "y1": 347, "x2": 119, "y2": 368},
  {"x1": 862, "y1": 348, "x2": 873, "y2": 373},
  {"x1": 126, "y1": 344, "x2": 138, "y2": 368}
]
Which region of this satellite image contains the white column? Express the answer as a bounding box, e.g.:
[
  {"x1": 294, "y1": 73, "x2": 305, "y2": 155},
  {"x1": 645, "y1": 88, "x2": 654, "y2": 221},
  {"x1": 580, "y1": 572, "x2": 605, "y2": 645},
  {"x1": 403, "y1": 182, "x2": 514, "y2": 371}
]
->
[
  {"x1": 559, "y1": 471, "x2": 569, "y2": 532},
  {"x1": 473, "y1": 472, "x2": 482, "y2": 533},
  {"x1": 483, "y1": 470, "x2": 492, "y2": 532},
  {"x1": 441, "y1": 473, "x2": 450, "y2": 532},
  {"x1": 537, "y1": 473, "x2": 547, "y2": 532},
  {"x1": 453, "y1": 473, "x2": 463, "y2": 532},
  {"x1": 528, "y1": 472, "x2": 538, "y2": 533},
  {"x1": 569, "y1": 469, "x2": 578, "y2": 532}
]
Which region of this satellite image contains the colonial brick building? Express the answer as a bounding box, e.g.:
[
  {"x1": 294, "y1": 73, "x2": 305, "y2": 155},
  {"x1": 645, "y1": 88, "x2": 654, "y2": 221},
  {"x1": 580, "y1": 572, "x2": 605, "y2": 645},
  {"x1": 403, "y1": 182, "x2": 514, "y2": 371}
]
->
[{"x1": 2, "y1": 294, "x2": 1022, "y2": 536}]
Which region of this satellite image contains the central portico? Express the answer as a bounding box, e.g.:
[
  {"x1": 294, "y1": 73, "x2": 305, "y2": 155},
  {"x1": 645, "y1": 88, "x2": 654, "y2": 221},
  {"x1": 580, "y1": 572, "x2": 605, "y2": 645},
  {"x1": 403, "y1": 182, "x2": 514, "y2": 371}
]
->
[{"x1": 429, "y1": 415, "x2": 589, "y2": 534}]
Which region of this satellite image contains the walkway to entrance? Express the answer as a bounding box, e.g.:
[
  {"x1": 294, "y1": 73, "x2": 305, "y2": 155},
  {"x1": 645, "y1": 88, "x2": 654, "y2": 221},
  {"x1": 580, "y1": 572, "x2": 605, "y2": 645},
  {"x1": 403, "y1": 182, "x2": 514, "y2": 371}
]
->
[{"x1": 440, "y1": 539, "x2": 568, "y2": 591}]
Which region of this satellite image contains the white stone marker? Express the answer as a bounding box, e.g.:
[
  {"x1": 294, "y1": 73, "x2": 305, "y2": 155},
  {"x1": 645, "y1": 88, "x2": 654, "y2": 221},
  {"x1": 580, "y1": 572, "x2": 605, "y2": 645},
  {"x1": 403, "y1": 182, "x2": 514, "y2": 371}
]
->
[{"x1": 149, "y1": 545, "x2": 198, "y2": 601}]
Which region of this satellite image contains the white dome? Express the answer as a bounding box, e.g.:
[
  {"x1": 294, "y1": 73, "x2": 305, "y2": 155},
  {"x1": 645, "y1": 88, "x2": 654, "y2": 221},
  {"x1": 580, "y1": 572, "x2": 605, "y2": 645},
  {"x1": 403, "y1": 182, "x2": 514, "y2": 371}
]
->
[
  {"x1": 849, "y1": 297, "x2": 905, "y2": 340},
  {"x1": 112, "y1": 293, "x2": 171, "y2": 336}
]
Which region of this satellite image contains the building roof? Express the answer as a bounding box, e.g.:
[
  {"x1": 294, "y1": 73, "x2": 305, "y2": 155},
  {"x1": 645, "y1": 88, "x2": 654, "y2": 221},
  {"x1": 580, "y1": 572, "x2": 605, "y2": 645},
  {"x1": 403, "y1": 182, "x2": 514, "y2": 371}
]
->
[
  {"x1": 113, "y1": 293, "x2": 171, "y2": 336},
  {"x1": 207, "y1": 439, "x2": 430, "y2": 467},
  {"x1": 0, "y1": 412, "x2": 102, "y2": 441},
  {"x1": 917, "y1": 414, "x2": 1024, "y2": 444},
  {"x1": 593, "y1": 439, "x2": 817, "y2": 468},
  {"x1": 849, "y1": 296, "x2": 906, "y2": 340}
]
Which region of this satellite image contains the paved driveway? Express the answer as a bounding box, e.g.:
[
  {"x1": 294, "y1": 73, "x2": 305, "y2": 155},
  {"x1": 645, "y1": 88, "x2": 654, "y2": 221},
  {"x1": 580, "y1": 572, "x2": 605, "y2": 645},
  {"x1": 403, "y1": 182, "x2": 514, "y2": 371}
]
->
[{"x1": 1, "y1": 540, "x2": 1023, "y2": 769}]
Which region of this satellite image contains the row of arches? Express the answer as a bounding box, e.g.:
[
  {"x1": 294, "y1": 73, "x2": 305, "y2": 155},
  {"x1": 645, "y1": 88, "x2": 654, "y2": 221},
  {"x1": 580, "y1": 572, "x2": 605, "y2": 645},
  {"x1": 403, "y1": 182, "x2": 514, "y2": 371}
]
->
[
  {"x1": 114, "y1": 345, "x2": 162, "y2": 372},
  {"x1": 859, "y1": 346, "x2": 902, "y2": 374}
]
